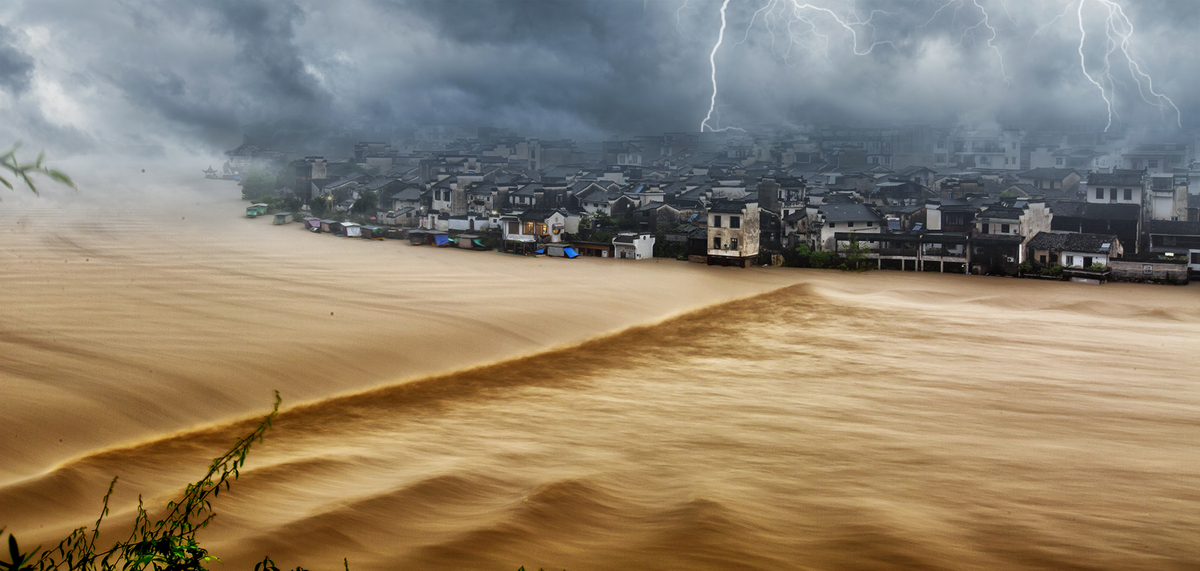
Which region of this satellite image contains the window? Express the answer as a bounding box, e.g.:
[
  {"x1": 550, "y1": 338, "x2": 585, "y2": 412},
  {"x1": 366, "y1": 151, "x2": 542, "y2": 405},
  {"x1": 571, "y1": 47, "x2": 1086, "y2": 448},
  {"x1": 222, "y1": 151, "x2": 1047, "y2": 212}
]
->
[
  {"x1": 713, "y1": 215, "x2": 722, "y2": 228},
  {"x1": 1012, "y1": 142, "x2": 1017, "y2": 150},
  {"x1": 713, "y1": 237, "x2": 721, "y2": 249},
  {"x1": 1040, "y1": 255, "x2": 1047, "y2": 264},
  {"x1": 1056, "y1": 157, "x2": 1064, "y2": 166},
  {"x1": 847, "y1": 222, "x2": 854, "y2": 228},
  {"x1": 730, "y1": 238, "x2": 739, "y2": 250},
  {"x1": 1001, "y1": 224, "x2": 1010, "y2": 233},
  {"x1": 866, "y1": 221, "x2": 873, "y2": 227},
  {"x1": 730, "y1": 216, "x2": 740, "y2": 229},
  {"x1": 1149, "y1": 160, "x2": 1158, "y2": 168},
  {"x1": 1096, "y1": 188, "x2": 1104, "y2": 199},
  {"x1": 1124, "y1": 188, "x2": 1132, "y2": 200},
  {"x1": 829, "y1": 222, "x2": 836, "y2": 228},
  {"x1": 1109, "y1": 188, "x2": 1117, "y2": 200},
  {"x1": 1066, "y1": 255, "x2": 1075, "y2": 266}
]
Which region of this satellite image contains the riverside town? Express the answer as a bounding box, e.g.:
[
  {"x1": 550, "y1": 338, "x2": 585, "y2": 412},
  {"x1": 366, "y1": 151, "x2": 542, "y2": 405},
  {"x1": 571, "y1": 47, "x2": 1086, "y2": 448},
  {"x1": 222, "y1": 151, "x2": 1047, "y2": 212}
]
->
[{"x1": 224, "y1": 124, "x2": 1200, "y2": 285}]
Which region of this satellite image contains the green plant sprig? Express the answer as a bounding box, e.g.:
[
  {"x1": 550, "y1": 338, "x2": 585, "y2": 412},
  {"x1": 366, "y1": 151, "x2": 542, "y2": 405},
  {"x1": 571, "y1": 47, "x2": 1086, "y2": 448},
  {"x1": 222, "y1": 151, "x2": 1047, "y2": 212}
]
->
[{"x1": 0, "y1": 143, "x2": 76, "y2": 199}]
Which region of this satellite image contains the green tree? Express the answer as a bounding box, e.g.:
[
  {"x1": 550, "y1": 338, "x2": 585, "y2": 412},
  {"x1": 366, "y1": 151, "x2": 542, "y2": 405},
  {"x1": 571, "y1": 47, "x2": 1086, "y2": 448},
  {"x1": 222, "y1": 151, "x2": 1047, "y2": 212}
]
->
[
  {"x1": 1, "y1": 143, "x2": 75, "y2": 199},
  {"x1": 309, "y1": 194, "x2": 332, "y2": 218},
  {"x1": 842, "y1": 238, "x2": 871, "y2": 271},
  {"x1": 784, "y1": 244, "x2": 813, "y2": 267},
  {"x1": 810, "y1": 250, "x2": 839, "y2": 269},
  {"x1": 240, "y1": 172, "x2": 275, "y2": 201},
  {"x1": 350, "y1": 188, "x2": 377, "y2": 216}
]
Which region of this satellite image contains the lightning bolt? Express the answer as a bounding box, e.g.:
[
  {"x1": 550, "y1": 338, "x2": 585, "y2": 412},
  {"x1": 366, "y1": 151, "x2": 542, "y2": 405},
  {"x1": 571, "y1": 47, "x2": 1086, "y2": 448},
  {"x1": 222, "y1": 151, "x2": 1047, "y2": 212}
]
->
[
  {"x1": 1076, "y1": 0, "x2": 1181, "y2": 131},
  {"x1": 1031, "y1": 0, "x2": 1075, "y2": 41},
  {"x1": 677, "y1": 0, "x2": 692, "y2": 36},
  {"x1": 695, "y1": 0, "x2": 1180, "y2": 133},
  {"x1": 700, "y1": 0, "x2": 744, "y2": 132},
  {"x1": 752, "y1": 1, "x2": 896, "y2": 58},
  {"x1": 966, "y1": 0, "x2": 1012, "y2": 86}
]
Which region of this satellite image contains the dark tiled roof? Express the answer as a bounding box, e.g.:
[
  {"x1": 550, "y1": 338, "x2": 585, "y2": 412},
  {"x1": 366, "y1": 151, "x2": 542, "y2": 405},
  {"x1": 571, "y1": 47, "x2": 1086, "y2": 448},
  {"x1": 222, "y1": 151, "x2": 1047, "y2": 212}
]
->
[
  {"x1": 820, "y1": 203, "x2": 882, "y2": 223},
  {"x1": 1087, "y1": 172, "x2": 1144, "y2": 186},
  {"x1": 1143, "y1": 220, "x2": 1200, "y2": 236},
  {"x1": 390, "y1": 188, "x2": 421, "y2": 201},
  {"x1": 518, "y1": 209, "x2": 559, "y2": 222},
  {"x1": 1050, "y1": 201, "x2": 1140, "y2": 220},
  {"x1": 709, "y1": 200, "x2": 752, "y2": 214},
  {"x1": 1026, "y1": 231, "x2": 1118, "y2": 253},
  {"x1": 613, "y1": 234, "x2": 639, "y2": 244},
  {"x1": 1019, "y1": 168, "x2": 1080, "y2": 180},
  {"x1": 513, "y1": 183, "x2": 542, "y2": 196},
  {"x1": 977, "y1": 206, "x2": 1024, "y2": 220}
]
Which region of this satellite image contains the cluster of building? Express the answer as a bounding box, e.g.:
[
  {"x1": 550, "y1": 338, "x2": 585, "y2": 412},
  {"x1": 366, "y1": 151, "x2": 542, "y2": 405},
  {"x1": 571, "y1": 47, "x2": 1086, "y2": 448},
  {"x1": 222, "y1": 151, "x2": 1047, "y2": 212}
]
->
[{"x1": 229, "y1": 124, "x2": 1200, "y2": 281}]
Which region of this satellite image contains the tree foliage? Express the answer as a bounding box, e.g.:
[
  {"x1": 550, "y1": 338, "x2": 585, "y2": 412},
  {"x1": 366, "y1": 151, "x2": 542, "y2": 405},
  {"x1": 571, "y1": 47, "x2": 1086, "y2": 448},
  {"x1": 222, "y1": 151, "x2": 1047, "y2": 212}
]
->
[
  {"x1": 1, "y1": 143, "x2": 75, "y2": 199},
  {"x1": 240, "y1": 172, "x2": 276, "y2": 201},
  {"x1": 309, "y1": 194, "x2": 332, "y2": 218},
  {"x1": 841, "y1": 238, "x2": 871, "y2": 271},
  {"x1": 350, "y1": 188, "x2": 376, "y2": 216}
]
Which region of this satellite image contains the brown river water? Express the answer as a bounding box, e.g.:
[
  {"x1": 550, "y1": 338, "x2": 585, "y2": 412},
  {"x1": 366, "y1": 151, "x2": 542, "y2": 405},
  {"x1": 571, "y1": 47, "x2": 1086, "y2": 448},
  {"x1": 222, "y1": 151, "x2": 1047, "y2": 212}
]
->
[{"x1": 1, "y1": 167, "x2": 1198, "y2": 570}]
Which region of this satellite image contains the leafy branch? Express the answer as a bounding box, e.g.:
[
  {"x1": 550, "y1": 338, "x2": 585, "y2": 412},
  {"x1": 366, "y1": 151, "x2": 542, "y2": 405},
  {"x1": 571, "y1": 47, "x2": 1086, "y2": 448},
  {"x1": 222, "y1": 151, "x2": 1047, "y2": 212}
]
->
[
  {"x1": 1, "y1": 143, "x2": 75, "y2": 199},
  {"x1": 0, "y1": 392, "x2": 335, "y2": 571}
]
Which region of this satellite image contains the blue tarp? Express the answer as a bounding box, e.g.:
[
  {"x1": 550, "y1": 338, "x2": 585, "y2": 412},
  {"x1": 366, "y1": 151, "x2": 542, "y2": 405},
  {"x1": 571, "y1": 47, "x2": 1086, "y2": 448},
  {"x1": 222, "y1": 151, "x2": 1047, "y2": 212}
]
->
[
  {"x1": 535, "y1": 249, "x2": 545, "y2": 254},
  {"x1": 434, "y1": 234, "x2": 451, "y2": 246},
  {"x1": 563, "y1": 247, "x2": 579, "y2": 258}
]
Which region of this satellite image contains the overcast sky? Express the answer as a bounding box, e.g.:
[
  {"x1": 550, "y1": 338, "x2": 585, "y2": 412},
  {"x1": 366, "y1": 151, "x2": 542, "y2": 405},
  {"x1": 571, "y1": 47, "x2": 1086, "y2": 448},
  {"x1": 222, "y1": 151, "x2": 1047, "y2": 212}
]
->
[{"x1": 1, "y1": 0, "x2": 1197, "y2": 157}]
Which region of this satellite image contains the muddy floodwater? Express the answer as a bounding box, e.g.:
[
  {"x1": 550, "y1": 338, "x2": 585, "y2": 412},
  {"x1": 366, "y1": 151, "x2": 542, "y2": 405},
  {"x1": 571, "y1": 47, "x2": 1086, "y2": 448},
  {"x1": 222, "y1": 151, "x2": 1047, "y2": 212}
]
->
[{"x1": 2, "y1": 171, "x2": 1198, "y2": 570}]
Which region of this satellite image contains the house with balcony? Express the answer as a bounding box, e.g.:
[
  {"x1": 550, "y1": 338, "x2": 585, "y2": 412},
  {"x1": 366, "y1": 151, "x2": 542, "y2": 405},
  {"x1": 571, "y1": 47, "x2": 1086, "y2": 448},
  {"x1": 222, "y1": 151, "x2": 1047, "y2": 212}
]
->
[
  {"x1": 919, "y1": 232, "x2": 971, "y2": 273},
  {"x1": 1143, "y1": 220, "x2": 1200, "y2": 274}
]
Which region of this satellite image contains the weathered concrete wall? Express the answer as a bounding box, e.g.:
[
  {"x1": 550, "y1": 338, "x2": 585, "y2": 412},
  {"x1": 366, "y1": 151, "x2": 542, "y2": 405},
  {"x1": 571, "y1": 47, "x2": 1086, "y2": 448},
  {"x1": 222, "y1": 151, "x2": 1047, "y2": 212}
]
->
[{"x1": 1110, "y1": 260, "x2": 1189, "y2": 284}]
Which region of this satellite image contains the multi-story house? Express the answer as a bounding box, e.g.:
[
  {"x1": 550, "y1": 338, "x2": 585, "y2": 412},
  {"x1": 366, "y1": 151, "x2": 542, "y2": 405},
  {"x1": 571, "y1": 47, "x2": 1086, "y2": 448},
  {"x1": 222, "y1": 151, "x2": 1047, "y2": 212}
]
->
[{"x1": 707, "y1": 200, "x2": 761, "y2": 267}]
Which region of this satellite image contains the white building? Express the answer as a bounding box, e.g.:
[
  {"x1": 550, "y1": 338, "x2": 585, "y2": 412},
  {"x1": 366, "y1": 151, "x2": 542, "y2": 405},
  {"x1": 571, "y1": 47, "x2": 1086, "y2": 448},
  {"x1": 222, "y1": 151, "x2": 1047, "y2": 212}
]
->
[{"x1": 613, "y1": 233, "x2": 655, "y2": 260}]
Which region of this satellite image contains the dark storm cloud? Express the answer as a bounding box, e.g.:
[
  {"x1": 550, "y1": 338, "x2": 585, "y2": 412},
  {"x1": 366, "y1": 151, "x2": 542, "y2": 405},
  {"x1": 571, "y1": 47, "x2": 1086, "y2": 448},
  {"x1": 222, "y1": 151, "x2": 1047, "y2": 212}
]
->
[
  {"x1": 370, "y1": 0, "x2": 704, "y2": 136},
  {"x1": 0, "y1": 23, "x2": 34, "y2": 96},
  {"x1": 1, "y1": 0, "x2": 1198, "y2": 155},
  {"x1": 203, "y1": 0, "x2": 326, "y2": 105}
]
